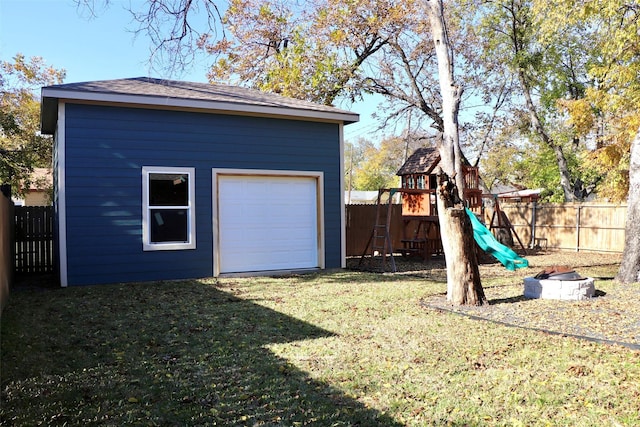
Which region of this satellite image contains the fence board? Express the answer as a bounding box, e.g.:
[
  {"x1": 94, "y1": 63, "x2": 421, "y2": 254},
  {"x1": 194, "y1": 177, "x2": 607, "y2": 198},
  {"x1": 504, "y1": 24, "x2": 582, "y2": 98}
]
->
[{"x1": 14, "y1": 206, "x2": 54, "y2": 274}]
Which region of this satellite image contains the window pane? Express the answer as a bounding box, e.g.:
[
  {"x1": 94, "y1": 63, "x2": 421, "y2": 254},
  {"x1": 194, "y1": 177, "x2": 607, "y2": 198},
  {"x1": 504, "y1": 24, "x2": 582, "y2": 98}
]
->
[
  {"x1": 150, "y1": 209, "x2": 189, "y2": 243},
  {"x1": 149, "y1": 173, "x2": 189, "y2": 206}
]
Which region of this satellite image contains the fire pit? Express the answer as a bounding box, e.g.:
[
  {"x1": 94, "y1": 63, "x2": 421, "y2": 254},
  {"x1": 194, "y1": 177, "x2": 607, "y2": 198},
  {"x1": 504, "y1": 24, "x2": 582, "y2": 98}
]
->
[{"x1": 524, "y1": 267, "x2": 595, "y2": 300}]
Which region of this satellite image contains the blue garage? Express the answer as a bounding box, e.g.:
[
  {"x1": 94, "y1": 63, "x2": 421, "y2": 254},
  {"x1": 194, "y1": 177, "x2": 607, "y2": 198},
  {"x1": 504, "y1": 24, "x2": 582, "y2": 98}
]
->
[{"x1": 40, "y1": 77, "x2": 358, "y2": 286}]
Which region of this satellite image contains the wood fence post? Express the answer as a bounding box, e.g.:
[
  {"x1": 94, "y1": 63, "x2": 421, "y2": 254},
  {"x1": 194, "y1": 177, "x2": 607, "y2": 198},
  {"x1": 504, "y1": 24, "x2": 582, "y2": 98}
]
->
[
  {"x1": 576, "y1": 205, "x2": 581, "y2": 252},
  {"x1": 529, "y1": 201, "x2": 537, "y2": 249}
]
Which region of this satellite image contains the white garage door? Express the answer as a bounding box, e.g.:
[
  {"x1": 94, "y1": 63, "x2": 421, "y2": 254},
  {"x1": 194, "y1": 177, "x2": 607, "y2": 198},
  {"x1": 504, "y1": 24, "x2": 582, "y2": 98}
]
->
[{"x1": 217, "y1": 174, "x2": 320, "y2": 274}]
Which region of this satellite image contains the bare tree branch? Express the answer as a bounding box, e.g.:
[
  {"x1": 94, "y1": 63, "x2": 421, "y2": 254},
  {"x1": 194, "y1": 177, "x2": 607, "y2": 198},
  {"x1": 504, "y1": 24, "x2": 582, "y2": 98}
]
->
[{"x1": 75, "y1": 0, "x2": 225, "y2": 76}]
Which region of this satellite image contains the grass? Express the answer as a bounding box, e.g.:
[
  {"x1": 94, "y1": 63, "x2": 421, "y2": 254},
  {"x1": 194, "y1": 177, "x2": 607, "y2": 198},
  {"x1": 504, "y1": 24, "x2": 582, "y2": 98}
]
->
[{"x1": 2, "y1": 253, "x2": 639, "y2": 426}]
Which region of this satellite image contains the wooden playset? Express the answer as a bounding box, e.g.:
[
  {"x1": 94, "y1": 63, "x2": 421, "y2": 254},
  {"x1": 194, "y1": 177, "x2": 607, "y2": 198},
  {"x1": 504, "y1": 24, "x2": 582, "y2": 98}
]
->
[{"x1": 359, "y1": 147, "x2": 525, "y2": 271}]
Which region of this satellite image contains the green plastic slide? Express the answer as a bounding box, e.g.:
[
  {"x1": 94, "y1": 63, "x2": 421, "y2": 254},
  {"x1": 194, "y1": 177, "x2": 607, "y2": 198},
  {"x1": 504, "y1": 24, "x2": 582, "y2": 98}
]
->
[{"x1": 465, "y1": 208, "x2": 529, "y2": 271}]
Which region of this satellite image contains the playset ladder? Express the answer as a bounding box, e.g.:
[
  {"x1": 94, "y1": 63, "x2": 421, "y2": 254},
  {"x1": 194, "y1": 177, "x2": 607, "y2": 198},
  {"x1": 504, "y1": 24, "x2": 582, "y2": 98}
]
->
[{"x1": 359, "y1": 189, "x2": 397, "y2": 272}]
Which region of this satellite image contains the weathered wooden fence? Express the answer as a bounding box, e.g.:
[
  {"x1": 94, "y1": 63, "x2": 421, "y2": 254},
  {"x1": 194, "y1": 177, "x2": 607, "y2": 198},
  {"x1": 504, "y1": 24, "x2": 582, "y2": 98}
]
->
[
  {"x1": 14, "y1": 206, "x2": 54, "y2": 274},
  {"x1": 1, "y1": 186, "x2": 13, "y2": 311},
  {"x1": 345, "y1": 202, "x2": 627, "y2": 256}
]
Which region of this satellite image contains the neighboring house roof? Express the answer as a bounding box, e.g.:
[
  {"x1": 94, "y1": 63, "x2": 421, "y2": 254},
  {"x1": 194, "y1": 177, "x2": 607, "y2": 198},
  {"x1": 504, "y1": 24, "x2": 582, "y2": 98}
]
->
[
  {"x1": 345, "y1": 190, "x2": 379, "y2": 204},
  {"x1": 490, "y1": 183, "x2": 521, "y2": 195},
  {"x1": 497, "y1": 188, "x2": 542, "y2": 200},
  {"x1": 40, "y1": 77, "x2": 359, "y2": 134},
  {"x1": 396, "y1": 147, "x2": 440, "y2": 176},
  {"x1": 345, "y1": 190, "x2": 401, "y2": 204}
]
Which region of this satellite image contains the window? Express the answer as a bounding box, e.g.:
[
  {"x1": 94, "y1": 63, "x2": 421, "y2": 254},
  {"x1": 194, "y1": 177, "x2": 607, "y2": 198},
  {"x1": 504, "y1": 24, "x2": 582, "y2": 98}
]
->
[
  {"x1": 142, "y1": 166, "x2": 196, "y2": 251},
  {"x1": 404, "y1": 175, "x2": 415, "y2": 189}
]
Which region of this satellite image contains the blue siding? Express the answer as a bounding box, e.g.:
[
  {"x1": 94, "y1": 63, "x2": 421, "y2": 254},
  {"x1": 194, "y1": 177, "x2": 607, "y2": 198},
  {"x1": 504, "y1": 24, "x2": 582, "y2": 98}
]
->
[{"x1": 62, "y1": 104, "x2": 342, "y2": 285}]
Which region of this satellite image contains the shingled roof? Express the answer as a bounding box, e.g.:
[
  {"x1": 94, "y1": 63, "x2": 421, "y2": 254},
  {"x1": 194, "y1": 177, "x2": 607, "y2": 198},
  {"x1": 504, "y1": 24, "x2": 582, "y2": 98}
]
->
[
  {"x1": 396, "y1": 147, "x2": 441, "y2": 176},
  {"x1": 41, "y1": 77, "x2": 359, "y2": 134}
]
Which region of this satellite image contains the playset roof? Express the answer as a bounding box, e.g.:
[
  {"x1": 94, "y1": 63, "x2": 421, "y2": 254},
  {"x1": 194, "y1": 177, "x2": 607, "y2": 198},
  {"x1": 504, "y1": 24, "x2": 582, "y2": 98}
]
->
[{"x1": 396, "y1": 147, "x2": 441, "y2": 176}]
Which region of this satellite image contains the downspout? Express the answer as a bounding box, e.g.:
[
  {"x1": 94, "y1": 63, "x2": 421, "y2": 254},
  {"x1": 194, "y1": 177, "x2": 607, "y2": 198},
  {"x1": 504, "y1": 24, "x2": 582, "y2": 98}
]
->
[{"x1": 340, "y1": 123, "x2": 347, "y2": 268}]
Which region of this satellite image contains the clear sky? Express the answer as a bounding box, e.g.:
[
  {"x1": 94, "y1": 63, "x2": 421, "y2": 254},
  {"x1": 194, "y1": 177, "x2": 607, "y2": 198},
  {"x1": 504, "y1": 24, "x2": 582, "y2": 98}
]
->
[
  {"x1": 0, "y1": 1, "x2": 196, "y2": 82},
  {"x1": 0, "y1": 0, "x2": 386, "y2": 142}
]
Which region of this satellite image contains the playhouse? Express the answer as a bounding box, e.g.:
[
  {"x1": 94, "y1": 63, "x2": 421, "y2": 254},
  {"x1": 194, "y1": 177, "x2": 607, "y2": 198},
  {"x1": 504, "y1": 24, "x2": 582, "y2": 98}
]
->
[{"x1": 395, "y1": 147, "x2": 483, "y2": 259}]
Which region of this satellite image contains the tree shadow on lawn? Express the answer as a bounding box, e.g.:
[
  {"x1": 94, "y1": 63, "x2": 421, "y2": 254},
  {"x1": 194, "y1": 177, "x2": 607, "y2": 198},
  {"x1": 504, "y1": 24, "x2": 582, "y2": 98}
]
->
[
  {"x1": 1, "y1": 280, "x2": 402, "y2": 426},
  {"x1": 296, "y1": 269, "x2": 429, "y2": 284}
]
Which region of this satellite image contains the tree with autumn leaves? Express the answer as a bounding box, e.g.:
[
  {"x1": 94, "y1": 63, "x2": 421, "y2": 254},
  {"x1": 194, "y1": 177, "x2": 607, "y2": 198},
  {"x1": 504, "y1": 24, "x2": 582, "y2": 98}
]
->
[
  {"x1": 0, "y1": 54, "x2": 65, "y2": 197},
  {"x1": 529, "y1": 0, "x2": 640, "y2": 283}
]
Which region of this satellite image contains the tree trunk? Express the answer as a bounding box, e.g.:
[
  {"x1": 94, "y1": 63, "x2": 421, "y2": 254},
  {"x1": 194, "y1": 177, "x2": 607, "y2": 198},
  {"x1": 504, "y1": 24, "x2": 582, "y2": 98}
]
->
[
  {"x1": 616, "y1": 128, "x2": 640, "y2": 283},
  {"x1": 426, "y1": 0, "x2": 486, "y2": 305},
  {"x1": 516, "y1": 68, "x2": 576, "y2": 202},
  {"x1": 436, "y1": 173, "x2": 486, "y2": 305}
]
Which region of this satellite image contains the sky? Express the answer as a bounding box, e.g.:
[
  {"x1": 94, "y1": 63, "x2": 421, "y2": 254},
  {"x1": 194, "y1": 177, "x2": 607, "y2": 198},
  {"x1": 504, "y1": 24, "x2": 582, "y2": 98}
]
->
[{"x1": 0, "y1": 0, "x2": 387, "y2": 142}]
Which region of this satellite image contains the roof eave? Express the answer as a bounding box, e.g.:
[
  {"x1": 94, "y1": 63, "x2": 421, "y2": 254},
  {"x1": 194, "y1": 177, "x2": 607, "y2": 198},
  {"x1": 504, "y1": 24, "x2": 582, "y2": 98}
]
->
[
  {"x1": 40, "y1": 95, "x2": 59, "y2": 135},
  {"x1": 40, "y1": 88, "x2": 359, "y2": 133}
]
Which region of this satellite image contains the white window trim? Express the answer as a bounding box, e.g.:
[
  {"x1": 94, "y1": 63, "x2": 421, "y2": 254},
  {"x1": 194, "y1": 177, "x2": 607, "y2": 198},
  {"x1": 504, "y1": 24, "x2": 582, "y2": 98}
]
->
[{"x1": 142, "y1": 166, "x2": 196, "y2": 251}]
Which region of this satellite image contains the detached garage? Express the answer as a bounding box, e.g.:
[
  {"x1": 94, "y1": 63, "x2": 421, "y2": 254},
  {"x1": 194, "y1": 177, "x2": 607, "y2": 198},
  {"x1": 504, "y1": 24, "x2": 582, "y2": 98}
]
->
[{"x1": 40, "y1": 77, "x2": 358, "y2": 286}]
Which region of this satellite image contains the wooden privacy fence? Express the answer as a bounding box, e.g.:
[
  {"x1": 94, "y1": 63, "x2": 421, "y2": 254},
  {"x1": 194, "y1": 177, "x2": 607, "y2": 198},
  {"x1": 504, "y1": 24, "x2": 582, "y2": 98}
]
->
[
  {"x1": 346, "y1": 204, "x2": 404, "y2": 257},
  {"x1": 345, "y1": 202, "x2": 627, "y2": 256},
  {"x1": 14, "y1": 206, "x2": 54, "y2": 274},
  {"x1": 499, "y1": 202, "x2": 626, "y2": 253}
]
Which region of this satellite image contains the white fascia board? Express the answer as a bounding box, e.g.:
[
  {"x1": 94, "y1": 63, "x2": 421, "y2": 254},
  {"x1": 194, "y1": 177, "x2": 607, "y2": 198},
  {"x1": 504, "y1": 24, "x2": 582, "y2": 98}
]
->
[{"x1": 40, "y1": 88, "x2": 360, "y2": 124}]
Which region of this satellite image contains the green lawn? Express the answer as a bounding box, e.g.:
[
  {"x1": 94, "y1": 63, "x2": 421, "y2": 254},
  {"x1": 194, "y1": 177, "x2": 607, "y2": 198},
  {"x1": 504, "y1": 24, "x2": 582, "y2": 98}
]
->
[{"x1": 2, "y1": 260, "x2": 639, "y2": 426}]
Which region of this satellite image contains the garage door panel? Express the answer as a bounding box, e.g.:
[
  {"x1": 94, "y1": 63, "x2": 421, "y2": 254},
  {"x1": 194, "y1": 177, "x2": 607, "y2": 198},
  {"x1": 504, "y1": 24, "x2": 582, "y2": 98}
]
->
[
  {"x1": 217, "y1": 174, "x2": 320, "y2": 274},
  {"x1": 222, "y1": 249, "x2": 316, "y2": 272}
]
